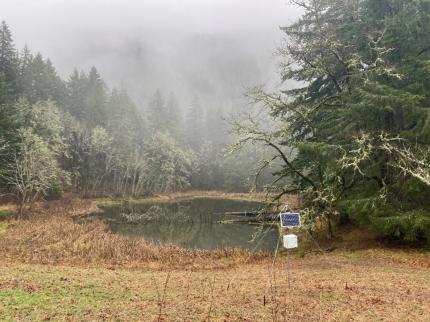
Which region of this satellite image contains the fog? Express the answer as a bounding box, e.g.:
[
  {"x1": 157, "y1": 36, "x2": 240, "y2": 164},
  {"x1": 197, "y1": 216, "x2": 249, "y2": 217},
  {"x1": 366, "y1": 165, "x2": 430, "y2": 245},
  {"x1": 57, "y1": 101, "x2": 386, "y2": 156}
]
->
[{"x1": 2, "y1": 0, "x2": 301, "y2": 106}]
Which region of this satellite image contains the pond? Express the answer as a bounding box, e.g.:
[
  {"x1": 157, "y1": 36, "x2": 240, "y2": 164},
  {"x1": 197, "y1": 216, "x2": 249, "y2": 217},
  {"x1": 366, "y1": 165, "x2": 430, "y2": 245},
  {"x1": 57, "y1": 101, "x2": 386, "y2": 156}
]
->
[{"x1": 97, "y1": 198, "x2": 280, "y2": 251}]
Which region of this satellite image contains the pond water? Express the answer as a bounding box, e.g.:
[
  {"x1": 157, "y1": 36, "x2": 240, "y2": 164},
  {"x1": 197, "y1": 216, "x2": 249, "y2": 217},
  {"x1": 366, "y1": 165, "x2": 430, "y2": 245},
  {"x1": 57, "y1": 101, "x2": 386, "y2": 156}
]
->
[{"x1": 97, "y1": 198, "x2": 279, "y2": 251}]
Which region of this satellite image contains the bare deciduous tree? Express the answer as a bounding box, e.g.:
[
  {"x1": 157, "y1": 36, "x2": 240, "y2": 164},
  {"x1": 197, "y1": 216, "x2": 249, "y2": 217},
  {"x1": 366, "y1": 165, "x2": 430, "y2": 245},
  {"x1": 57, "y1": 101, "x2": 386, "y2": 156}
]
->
[{"x1": 3, "y1": 129, "x2": 68, "y2": 216}]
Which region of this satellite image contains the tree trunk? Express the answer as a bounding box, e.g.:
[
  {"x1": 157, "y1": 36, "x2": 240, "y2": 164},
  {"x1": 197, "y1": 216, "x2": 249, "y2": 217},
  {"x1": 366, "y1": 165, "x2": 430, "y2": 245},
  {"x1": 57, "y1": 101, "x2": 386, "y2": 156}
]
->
[{"x1": 326, "y1": 214, "x2": 333, "y2": 239}]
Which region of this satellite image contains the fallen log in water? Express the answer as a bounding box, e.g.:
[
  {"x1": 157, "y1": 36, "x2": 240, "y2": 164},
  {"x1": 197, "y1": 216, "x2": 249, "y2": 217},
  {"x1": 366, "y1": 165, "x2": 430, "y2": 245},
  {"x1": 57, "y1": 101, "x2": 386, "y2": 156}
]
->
[
  {"x1": 214, "y1": 211, "x2": 278, "y2": 217},
  {"x1": 214, "y1": 211, "x2": 279, "y2": 223}
]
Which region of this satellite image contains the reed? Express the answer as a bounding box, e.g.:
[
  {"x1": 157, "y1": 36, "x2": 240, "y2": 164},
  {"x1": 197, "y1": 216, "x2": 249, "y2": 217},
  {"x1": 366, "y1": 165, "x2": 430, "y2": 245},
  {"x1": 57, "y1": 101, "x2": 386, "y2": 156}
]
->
[{"x1": 0, "y1": 198, "x2": 267, "y2": 268}]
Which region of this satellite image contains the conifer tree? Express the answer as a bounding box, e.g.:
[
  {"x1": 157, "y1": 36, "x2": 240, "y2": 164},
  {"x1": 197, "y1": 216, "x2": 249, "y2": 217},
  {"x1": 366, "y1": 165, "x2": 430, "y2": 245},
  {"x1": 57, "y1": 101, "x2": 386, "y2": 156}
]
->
[
  {"x1": 17, "y1": 45, "x2": 33, "y2": 97},
  {"x1": 85, "y1": 67, "x2": 108, "y2": 127},
  {"x1": 107, "y1": 88, "x2": 144, "y2": 149},
  {"x1": 147, "y1": 90, "x2": 168, "y2": 133},
  {"x1": 0, "y1": 21, "x2": 17, "y2": 104},
  {"x1": 45, "y1": 58, "x2": 66, "y2": 104},
  {"x1": 184, "y1": 96, "x2": 204, "y2": 149},
  {"x1": 235, "y1": 0, "x2": 430, "y2": 240},
  {"x1": 66, "y1": 69, "x2": 88, "y2": 121},
  {"x1": 165, "y1": 92, "x2": 182, "y2": 139}
]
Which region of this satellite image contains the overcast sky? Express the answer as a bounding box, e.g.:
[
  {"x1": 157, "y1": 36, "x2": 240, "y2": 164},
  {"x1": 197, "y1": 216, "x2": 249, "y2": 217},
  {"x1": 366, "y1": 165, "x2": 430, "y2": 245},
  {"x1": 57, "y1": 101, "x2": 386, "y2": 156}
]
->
[
  {"x1": 2, "y1": 0, "x2": 302, "y2": 105},
  {"x1": 3, "y1": 0, "x2": 301, "y2": 34}
]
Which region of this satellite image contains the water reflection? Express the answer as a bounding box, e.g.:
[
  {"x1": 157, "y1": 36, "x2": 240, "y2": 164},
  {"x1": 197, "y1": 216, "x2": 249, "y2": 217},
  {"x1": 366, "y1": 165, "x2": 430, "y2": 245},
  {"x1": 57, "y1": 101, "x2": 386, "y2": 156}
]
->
[{"x1": 98, "y1": 198, "x2": 279, "y2": 251}]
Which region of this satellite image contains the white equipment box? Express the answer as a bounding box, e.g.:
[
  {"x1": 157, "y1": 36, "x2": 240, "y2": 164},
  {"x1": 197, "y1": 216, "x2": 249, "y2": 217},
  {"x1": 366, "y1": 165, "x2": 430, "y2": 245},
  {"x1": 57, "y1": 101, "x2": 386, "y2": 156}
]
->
[{"x1": 283, "y1": 234, "x2": 298, "y2": 249}]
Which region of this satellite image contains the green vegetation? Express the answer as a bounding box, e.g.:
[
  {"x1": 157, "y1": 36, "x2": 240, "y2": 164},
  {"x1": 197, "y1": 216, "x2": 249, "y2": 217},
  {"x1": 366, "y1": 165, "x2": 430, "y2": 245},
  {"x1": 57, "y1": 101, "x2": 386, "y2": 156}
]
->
[
  {"x1": 234, "y1": 0, "x2": 430, "y2": 242},
  {"x1": 0, "y1": 209, "x2": 14, "y2": 219},
  {"x1": 0, "y1": 265, "x2": 132, "y2": 321}
]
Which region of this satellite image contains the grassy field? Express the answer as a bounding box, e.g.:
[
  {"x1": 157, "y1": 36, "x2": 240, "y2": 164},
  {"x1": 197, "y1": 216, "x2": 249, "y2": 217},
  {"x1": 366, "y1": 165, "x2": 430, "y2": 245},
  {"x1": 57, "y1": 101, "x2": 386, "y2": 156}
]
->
[
  {"x1": 1, "y1": 251, "x2": 429, "y2": 321},
  {"x1": 0, "y1": 195, "x2": 429, "y2": 321}
]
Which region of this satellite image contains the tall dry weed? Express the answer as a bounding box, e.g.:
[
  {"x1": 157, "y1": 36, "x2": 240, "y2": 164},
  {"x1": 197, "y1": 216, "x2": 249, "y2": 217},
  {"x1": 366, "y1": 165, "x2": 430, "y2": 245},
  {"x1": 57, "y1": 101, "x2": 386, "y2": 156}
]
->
[{"x1": 0, "y1": 198, "x2": 267, "y2": 268}]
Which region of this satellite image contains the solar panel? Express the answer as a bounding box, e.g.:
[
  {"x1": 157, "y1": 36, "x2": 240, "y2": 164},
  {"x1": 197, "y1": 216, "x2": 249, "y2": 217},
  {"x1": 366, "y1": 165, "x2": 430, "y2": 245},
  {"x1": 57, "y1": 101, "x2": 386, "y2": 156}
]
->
[{"x1": 279, "y1": 212, "x2": 301, "y2": 228}]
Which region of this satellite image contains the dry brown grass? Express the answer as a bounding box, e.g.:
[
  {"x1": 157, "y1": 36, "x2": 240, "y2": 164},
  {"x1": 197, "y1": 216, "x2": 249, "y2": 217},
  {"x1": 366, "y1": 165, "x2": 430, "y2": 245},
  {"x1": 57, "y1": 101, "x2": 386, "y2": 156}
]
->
[
  {"x1": 0, "y1": 196, "x2": 430, "y2": 320},
  {"x1": 1, "y1": 252, "x2": 429, "y2": 321},
  {"x1": 97, "y1": 190, "x2": 301, "y2": 209},
  {"x1": 0, "y1": 198, "x2": 267, "y2": 269}
]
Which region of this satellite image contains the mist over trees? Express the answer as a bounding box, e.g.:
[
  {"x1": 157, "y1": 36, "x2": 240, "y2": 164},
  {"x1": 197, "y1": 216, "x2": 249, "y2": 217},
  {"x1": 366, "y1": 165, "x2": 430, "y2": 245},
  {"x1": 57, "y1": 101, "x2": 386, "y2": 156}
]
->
[
  {"x1": 0, "y1": 21, "x2": 276, "y2": 213},
  {"x1": 2, "y1": 0, "x2": 430, "y2": 244}
]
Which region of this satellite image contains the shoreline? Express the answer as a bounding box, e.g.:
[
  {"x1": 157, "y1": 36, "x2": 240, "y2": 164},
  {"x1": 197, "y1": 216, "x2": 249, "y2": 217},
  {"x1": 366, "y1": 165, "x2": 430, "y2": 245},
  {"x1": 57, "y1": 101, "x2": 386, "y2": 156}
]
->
[{"x1": 0, "y1": 193, "x2": 429, "y2": 320}]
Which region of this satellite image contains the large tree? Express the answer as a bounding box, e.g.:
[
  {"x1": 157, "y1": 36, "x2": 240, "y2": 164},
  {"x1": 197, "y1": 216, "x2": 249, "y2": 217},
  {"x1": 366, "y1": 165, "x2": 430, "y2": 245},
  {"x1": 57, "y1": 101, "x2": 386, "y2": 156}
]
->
[
  {"x1": 147, "y1": 90, "x2": 169, "y2": 133},
  {"x1": 1, "y1": 100, "x2": 69, "y2": 214},
  {"x1": 0, "y1": 21, "x2": 18, "y2": 104},
  {"x1": 235, "y1": 0, "x2": 430, "y2": 241}
]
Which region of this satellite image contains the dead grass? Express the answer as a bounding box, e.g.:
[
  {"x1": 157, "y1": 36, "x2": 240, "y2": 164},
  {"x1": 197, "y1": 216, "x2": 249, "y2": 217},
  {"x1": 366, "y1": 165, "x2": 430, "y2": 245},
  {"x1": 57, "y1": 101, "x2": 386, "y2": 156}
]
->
[
  {"x1": 96, "y1": 190, "x2": 301, "y2": 209},
  {"x1": 1, "y1": 195, "x2": 429, "y2": 320},
  {"x1": 0, "y1": 252, "x2": 429, "y2": 321},
  {"x1": 0, "y1": 198, "x2": 267, "y2": 269}
]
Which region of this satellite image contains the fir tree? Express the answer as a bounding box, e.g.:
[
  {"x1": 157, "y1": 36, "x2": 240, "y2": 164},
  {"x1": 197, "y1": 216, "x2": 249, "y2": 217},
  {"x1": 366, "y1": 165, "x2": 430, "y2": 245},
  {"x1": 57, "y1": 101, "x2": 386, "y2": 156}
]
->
[
  {"x1": 184, "y1": 96, "x2": 204, "y2": 149},
  {"x1": 235, "y1": 0, "x2": 430, "y2": 240},
  {"x1": 17, "y1": 45, "x2": 33, "y2": 97},
  {"x1": 147, "y1": 90, "x2": 168, "y2": 133},
  {"x1": 0, "y1": 21, "x2": 17, "y2": 104},
  {"x1": 66, "y1": 69, "x2": 88, "y2": 121},
  {"x1": 165, "y1": 92, "x2": 182, "y2": 139},
  {"x1": 85, "y1": 66, "x2": 108, "y2": 127}
]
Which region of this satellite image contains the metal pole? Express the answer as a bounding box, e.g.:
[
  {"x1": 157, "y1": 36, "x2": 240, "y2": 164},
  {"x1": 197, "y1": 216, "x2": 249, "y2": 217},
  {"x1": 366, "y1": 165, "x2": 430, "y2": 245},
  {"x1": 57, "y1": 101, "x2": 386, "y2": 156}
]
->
[{"x1": 286, "y1": 239, "x2": 291, "y2": 289}]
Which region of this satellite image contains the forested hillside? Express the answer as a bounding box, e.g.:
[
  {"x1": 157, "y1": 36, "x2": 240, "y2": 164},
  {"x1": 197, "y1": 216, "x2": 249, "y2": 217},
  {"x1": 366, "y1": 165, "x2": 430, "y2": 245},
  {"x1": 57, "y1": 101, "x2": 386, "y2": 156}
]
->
[
  {"x1": 0, "y1": 21, "x2": 275, "y2": 213},
  {"x1": 2, "y1": 0, "x2": 430, "y2": 243}
]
